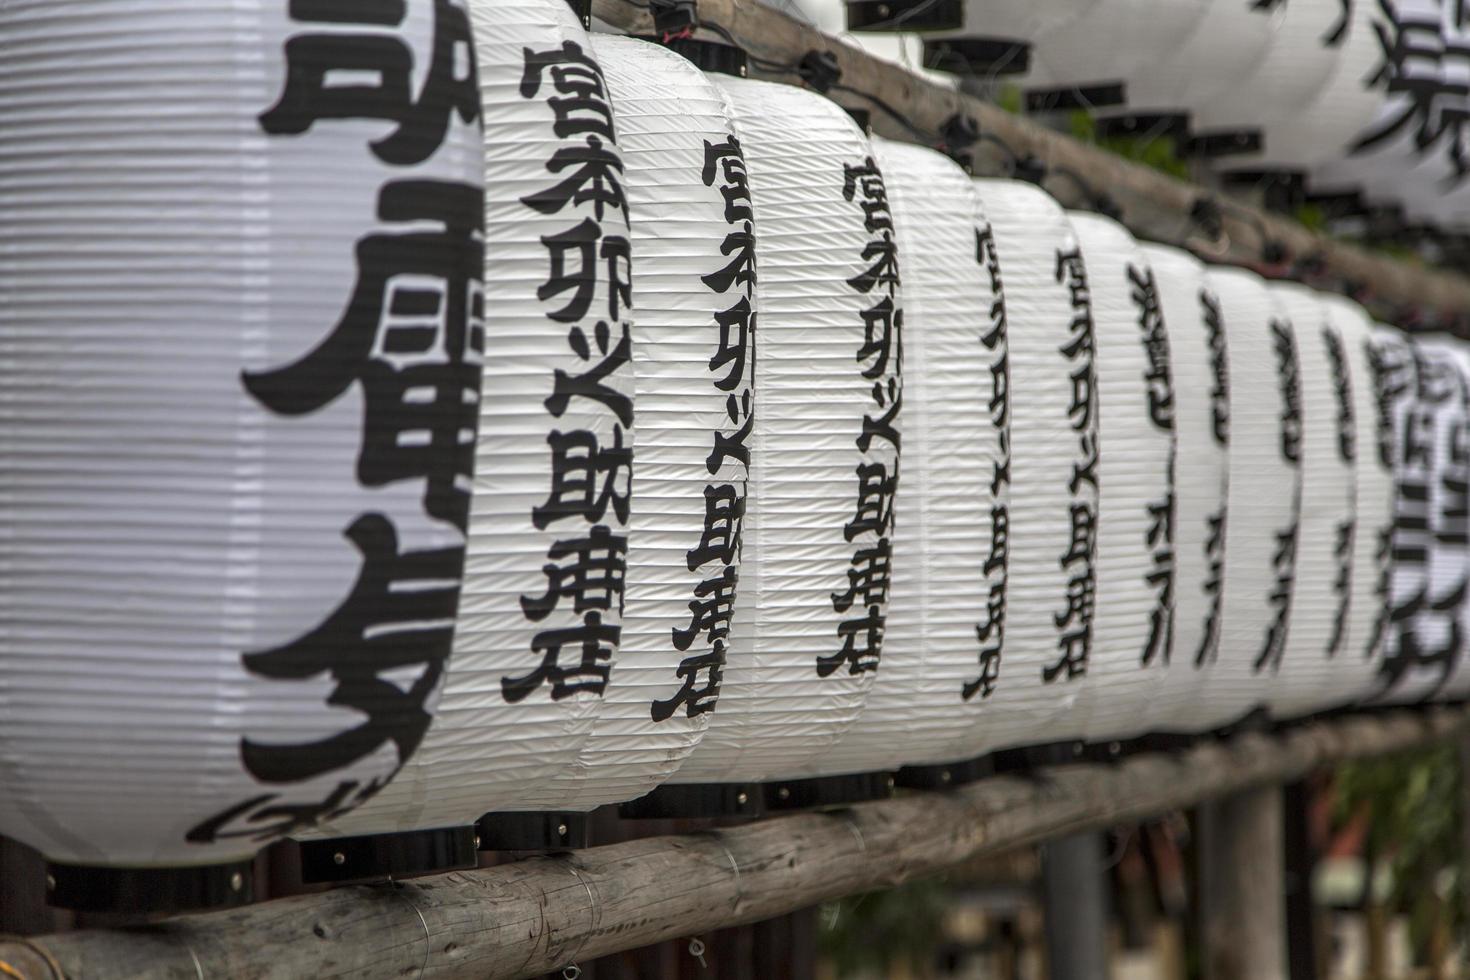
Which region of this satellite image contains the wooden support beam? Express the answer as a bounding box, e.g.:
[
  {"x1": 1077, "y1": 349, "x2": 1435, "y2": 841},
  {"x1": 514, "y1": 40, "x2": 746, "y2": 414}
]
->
[
  {"x1": 1, "y1": 707, "x2": 1463, "y2": 980},
  {"x1": 591, "y1": 0, "x2": 1470, "y2": 321},
  {"x1": 1199, "y1": 785, "x2": 1288, "y2": 980}
]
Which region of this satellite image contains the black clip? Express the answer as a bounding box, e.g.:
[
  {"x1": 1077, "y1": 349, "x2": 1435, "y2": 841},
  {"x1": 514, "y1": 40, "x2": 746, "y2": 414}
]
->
[
  {"x1": 798, "y1": 49, "x2": 842, "y2": 92},
  {"x1": 650, "y1": 0, "x2": 698, "y2": 41}
]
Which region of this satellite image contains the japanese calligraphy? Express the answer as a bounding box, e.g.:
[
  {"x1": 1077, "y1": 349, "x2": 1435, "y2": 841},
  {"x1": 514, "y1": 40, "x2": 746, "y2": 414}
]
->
[
  {"x1": 189, "y1": 0, "x2": 485, "y2": 845},
  {"x1": 1324, "y1": 328, "x2": 1356, "y2": 658},
  {"x1": 965, "y1": 225, "x2": 1011, "y2": 702},
  {"x1": 1130, "y1": 263, "x2": 1176, "y2": 667},
  {"x1": 513, "y1": 36, "x2": 633, "y2": 704},
  {"x1": 823, "y1": 157, "x2": 902, "y2": 679},
  {"x1": 652, "y1": 134, "x2": 757, "y2": 722},
  {"x1": 1045, "y1": 246, "x2": 1098, "y2": 684},
  {"x1": 1256, "y1": 321, "x2": 1302, "y2": 674}
]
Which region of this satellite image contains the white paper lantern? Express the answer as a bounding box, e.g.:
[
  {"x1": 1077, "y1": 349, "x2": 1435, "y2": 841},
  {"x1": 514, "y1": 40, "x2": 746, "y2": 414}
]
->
[
  {"x1": 1310, "y1": 0, "x2": 1442, "y2": 214},
  {"x1": 816, "y1": 138, "x2": 1007, "y2": 777},
  {"x1": 1230, "y1": 0, "x2": 1385, "y2": 173},
  {"x1": 1026, "y1": 0, "x2": 1210, "y2": 111},
  {"x1": 1065, "y1": 213, "x2": 1176, "y2": 744},
  {"x1": 922, "y1": 1, "x2": 1097, "y2": 85},
  {"x1": 1403, "y1": 338, "x2": 1470, "y2": 700},
  {"x1": 1137, "y1": 245, "x2": 1229, "y2": 735},
  {"x1": 1319, "y1": 296, "x2": 1397, "y2": 711},
  {"x1": 968, "y1": 178, "x2": 1099, "y2": 749},
  {"x1": 310, "y1": 0, "x2": 635, "y2": 844},
  {"x1": 1265, "y1": 284, "x2": 1356, "y2": 721},
  {"x1": 668, "y1": 76, "x2": 898, "y2": 786},
  {"x1": 1369, "y1": 327, "x2": 1453, "y2": 704},
  {"x1": 1200, "y1": 267, "x2": 1302, "y2": 730},
  {"x1": 1094, "y1": 2, "x2": 1278, "y2": 134},
  {"x1": 1192, "y1": 0, "x2": 1346, "y2": 156},
  {"x1": 0, "y1": 0, "x2": 485, "y2": 908}
]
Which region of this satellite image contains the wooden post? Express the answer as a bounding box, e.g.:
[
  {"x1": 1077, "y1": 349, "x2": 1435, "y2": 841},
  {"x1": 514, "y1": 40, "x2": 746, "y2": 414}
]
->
[
  {"x1": 1198, "y1": 785, "x2": 1288, "y2": 980},
  {"x1": 1041, "y1": 833, "x2": 1109, "y2": 980}
]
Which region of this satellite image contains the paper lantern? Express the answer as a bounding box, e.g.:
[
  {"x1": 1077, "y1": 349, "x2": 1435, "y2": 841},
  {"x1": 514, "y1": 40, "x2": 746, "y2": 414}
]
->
[
  {"x1": 1319, "y1": 296, "x2": 1397, "y2": 711},
  {"x1": 1264, "y1": 284, "x2": 1356, "y2": 721},
  {"x1": 1024, "y1": 0, "x2": 1211, "y2": 112},
  {"x1": 1065, "y1": 213, "x2": 1176, "y2": 744},
  {"x1": 1201, "y1": 267, "x2": 1301, "y2": 731},
  {"x1": 1368, "y1": 328, "x2": 1453, "y2": 704},
  {"x1": 1401, "y1": 338, "x2": 1470, "y2": 700},
  {"x1": 1192, "y1": 0, "x2": 1346, "y2": 157},
  {"x1": 921, "y1": 1, "x2": 1096, "y2": 83},
  {"x1": 967, "y1": 178, "x2": 1098, "y2": 750},
  {"x1": 1225, "y1": 0, "x2": 1384, "y2": 173},
  {"x1": 1094, "y1": 2, "x2": 1278, "y2": 138},
  {"x1": 1136, "y1": 245, "x2": 1229, "y2": 736},
  {"x1": 1310, "y1": 0, "x2": 1442, "y2": 214},
  {"x1": 665, "y1": 75, "x2": 898, "y2": 790},
  {"x1": 816, "y1": 138, "x2": 1007, "y2": 778},
  {"x1": 0, "y1": 0, "x2": 485, "y2": 910},
  {"x1": 303, "y1": 0, "x2": 635, "y2": 858}
]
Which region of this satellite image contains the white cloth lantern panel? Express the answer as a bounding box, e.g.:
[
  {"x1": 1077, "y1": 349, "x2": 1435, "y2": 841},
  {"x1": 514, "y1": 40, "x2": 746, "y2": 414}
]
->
[
  {"x1": 1094, "y1": 2, "x2": 1278, "y2": 134},
  {"x1": 309, "y1": 0, "x2": 634, "y2": 847},
  {"x1": 1310, "y1": 0, "x2": 1441, "y2": 216},
  {"x1": 968, "y1": 179, "x2": 1099, "y2": 750},
  {"x1": 668, "y1": 75, "x2": 897, "y2": 786},
  {"x1": 1026, "y1": 0, "x2": 1210, "y2": 111},
  {"x1": 1405, "y1": 339, "x2": 1470, "y2": 701},
  {"x1": 1229, "y1": 0, "x2": 1384, "y2": 173},
  {"x1": 922, "y1": 1, "x2": 1098, "y2": 87},
  {"x1": 1194, "y1": 267, "x2": 1302, "y2": 731},
  {"x1": 1192, "y1": 0, "x2": 1348, "y2": 156},
  {"x1": 1369, "y1": 328, "x2": 1447, "y2": 704},
  {"x1": 512, "y1": 34, "x2": 755, "y2": 809},
  {"x1": 1320, "y1": 297, "x2": 1396, "y2": 712},
  {"x1": 1265, "y1": 285, "x2": 1355, "y2": 721},
  {"x1": 1137, "y1": 245, "x2": 1229, "y2": 735},
  {"x1": 0, "y1": 0, "x2": 485, "y2": 909},
  {"x1": 816, "y1": 138, "x2": 1008, "y2": 777},
  {"x1": 1065, "y1": 214, "x2": 1176, "y2": 744}
]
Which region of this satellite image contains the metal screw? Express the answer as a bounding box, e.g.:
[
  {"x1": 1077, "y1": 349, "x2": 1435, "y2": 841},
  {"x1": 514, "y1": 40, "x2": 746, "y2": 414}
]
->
[
  {"x1": 45, "y1": 874, "x2": 55, "y2": 891},
  {"x1": 333, "y1": 852, "x2": 346, "y2": 866},
  {"x1": 940, "y1": 770, "x2": 952, "y2": 784},
  {"x1": 229, "y1": 872, "x2": 244, "y2": 893},
  {"x1": 736, "y1": 791, "x2": 748, "y2": 805},
  {"x1": 557, "y1": 823, "x2": 569, "y2": 838},
  {"x1": 777, "y1": 787, "x2": 790, "y2": 801},
  {"x1": 886, "y1": 777, "x2": 895, "y2": 790},
  {"x1": 473, "y1": 836, "x2": 481, "y2": 849}
]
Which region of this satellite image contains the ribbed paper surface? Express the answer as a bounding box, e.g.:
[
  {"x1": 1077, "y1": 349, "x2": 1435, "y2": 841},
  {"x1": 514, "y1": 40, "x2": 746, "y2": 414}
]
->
[
  {"x1": 1138, "y1": 245, "x2": 1228, "y2": 734},
  {"x1": 1245, "y1": 0, "x2": 1383, "y2": 170},
  {"x1": 1405, "y1": 338, "x2": 1470, "y2": 701},
  {"x1": 320, "y1": 0, "x2": 634, "y2": 835},
  {"x1": 1204, "y1": 267, "x2": 1301, "y2": 730},
  {"x1": 1267, "y1": 284, "x2": 1356, "y2": 721},
  {"x1": 672, "y1": 77, "x2": 895, "y2": 784},
  {"x1": 1099, "y1": 0, "x2": 1275, "y2": 117},
  {"x1": 1031, "y1": 0, "x2": 1209, "y2": 102},
  {"x1": 520, "y1": 34, "x2": 754, "y2": 808},
  {"x1": 817, "y1": 139, "x2": 1007, "y2": 775},
  {"x1": 929, "y1": 1, "x2": 1097, "y2": 88},
  {"x1": 1193, "y1": 0, "x2": 1342, "y2": 139},
  {"x1": 968, "y1": 179, "x2": 1097, "y2": 748},
  {"x1": 1369, "y1": 328, "x2": 1447, "y2": 705},
  {"x1": 1320, "y1": 298, "x2": 1396, "y2": 712},
  {"x1": 0, "y1": 0, "x2": 485, "y2": 865},
  {"x1": 1067, "y1": 214, "x2": 1176, "y2": 743}
]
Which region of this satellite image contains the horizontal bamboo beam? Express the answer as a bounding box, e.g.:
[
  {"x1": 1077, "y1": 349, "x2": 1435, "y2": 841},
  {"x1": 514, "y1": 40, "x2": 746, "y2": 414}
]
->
[
  {"x1": 592, "y1": 0, "x2": 1470, "y2": 320},
  {"x1": 3, "y1": 705, "x2": 1463, "y2": 980}
]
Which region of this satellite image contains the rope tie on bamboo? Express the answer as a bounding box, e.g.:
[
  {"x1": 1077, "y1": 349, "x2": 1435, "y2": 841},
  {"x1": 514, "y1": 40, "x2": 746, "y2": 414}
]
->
[
  {"x1": 564, "y1": 860, "x2": 601, "y2": 970},
  {"x1": 383, "y1": 880, "x2": 430, "y2": 980},
  {"x1": 0, "y1": 935, "x2": 64, "y2": 980}
]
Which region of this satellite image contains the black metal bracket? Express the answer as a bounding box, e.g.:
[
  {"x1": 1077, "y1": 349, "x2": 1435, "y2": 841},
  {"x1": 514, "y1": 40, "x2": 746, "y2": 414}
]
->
[{"x1": 297, "y1": 826, "x2": 478, "y2": 884}]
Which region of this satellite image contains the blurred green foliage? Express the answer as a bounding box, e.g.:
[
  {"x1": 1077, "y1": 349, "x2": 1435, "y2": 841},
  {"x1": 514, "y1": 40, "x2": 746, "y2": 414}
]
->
[
  {"x1": 1066, "y1": 111, "x2": 1190, "y2": 181},
  {"x1": 1335, "y1": 744, "x2": 1466, "y2": 964},
  {"x1": 819, "y1": 876, "x2": 951, "y2": 977}
]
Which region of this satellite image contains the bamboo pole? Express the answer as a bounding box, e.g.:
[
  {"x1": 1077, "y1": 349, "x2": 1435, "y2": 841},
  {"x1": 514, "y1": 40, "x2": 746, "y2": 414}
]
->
[
  {"x1": 1199, "y1": 785, "x2": 1288, "y2": 980},
  {"x1": 590, "y1": 0, "x2": 1470, "y2": 321},
  {"x1": 0, "y1": 707, "x2": 1462, "y2": 980}
]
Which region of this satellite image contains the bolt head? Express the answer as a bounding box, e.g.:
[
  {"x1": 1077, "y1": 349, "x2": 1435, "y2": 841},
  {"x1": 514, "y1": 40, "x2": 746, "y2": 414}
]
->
[
  {"x1": 557, "y1": 823, "x2": 569, "y2": 837},
  {"x1": 333, "y1": 852, "x2": 346, "y2": 866},
  {"x1": 777, "y1": 787, "x2": 790, "y2": 800},
  {"x1": 736, "y1": 791, "x2": 748, "y2": 805},
  {"x1": 229, "y1": 872, "x2": 245, "y2": 892}
]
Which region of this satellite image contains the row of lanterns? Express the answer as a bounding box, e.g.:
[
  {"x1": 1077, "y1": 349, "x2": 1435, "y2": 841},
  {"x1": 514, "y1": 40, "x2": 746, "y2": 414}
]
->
[
  {"x1": 842, "y1": 0, "x2": 1470, "y2": 228},
  {"x1": 0, "y1": 0, "x2": 1461, "y2": 916}
]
